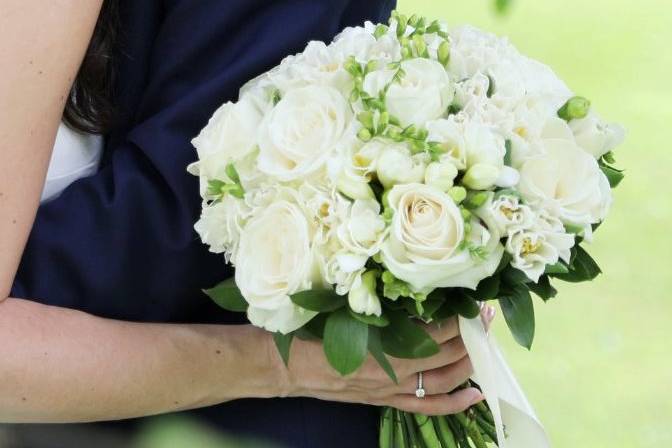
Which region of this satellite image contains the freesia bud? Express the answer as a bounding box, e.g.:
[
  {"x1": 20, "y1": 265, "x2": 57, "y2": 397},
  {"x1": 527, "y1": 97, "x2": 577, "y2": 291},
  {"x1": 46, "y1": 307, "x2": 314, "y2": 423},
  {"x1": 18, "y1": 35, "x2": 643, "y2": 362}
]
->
[
  {"x1": 348, "y1": 271, "x2": 382, "y2": 316},
  {"x1": 462, "y1": 163, "x2": 500, "y2": 190},
  {"x1": 448, "y1": 186, "x2": 467, "y2": 204},
  {"x1": 558, "y1": 96, "x2": 591, "y2": 121},
  {"x1": 337, "y1": 174, "x2": 375, "y2": 200},
  {"x1": 424, "y1": 161, "x2": 458, "y2": 191}
]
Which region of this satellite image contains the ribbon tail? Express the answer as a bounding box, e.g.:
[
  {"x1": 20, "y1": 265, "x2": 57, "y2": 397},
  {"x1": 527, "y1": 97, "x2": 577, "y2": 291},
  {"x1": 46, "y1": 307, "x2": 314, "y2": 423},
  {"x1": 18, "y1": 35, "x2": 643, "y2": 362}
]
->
[{"x1": 459, "y1": 316, "x2": 552, "y2": 448}]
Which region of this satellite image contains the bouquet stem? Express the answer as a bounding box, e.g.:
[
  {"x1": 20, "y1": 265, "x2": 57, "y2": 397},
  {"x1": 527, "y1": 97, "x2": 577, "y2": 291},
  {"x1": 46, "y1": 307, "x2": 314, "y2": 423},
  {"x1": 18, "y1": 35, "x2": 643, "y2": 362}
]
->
[{"x1": 380, "y1": 403, "x2": 497, "y2": 448}]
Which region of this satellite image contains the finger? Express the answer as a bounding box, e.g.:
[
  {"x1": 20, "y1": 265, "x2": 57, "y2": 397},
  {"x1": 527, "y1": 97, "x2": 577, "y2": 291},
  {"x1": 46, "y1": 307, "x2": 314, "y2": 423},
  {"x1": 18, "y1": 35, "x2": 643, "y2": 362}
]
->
[
  {"x1": 422, "y1": 317, "x2": 459, "y2": 344},
  {"x1": 480, "y1": 305, "x2": 496, "y2": 333},
  {"x1": 385, "y1": 387, "x2": 483, "y2": 416},
  {"x1": 393, "y1": 356, "x2": 473, "y2": 396},
  {"x1": 392, "y1": 336, "x2": 467, "y2": 376}
]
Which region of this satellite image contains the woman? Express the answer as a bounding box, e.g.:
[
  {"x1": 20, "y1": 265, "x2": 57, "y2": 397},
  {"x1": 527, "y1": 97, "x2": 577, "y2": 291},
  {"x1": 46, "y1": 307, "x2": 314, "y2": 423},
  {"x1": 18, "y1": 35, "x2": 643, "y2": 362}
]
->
[{"x1": 0, "y1": 1, "x2": 491, "y2": 446}]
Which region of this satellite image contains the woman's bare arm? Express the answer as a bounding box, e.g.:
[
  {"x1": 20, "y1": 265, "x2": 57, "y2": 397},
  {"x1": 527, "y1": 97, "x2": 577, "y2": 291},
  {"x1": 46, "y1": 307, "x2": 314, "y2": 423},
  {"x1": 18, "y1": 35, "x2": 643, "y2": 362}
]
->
[{"x1": 0, "y1": 0, "x2": 102, "y2": 299}]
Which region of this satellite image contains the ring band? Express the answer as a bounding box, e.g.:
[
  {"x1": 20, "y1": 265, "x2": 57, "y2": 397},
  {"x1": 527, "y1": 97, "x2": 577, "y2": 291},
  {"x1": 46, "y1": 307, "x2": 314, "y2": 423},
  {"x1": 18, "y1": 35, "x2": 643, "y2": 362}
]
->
[{"x1": 415, "y1": 371, "x2": 426, "y2": 399}]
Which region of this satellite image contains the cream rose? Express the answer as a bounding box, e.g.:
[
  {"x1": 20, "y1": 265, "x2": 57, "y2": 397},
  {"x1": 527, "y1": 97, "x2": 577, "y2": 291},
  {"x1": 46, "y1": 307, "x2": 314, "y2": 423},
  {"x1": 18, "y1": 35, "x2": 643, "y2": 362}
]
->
[
  {"x1": 363, "y1": 58, "x2": 454, "y2": 127},
  {"x1": 234, "y1": 195, "x2": 318, "y2": 333},
  {"x1": 518, "y1": 139, "x2": 612, "y2": 232},
  {"x1": 380, "y1": 183, "x2": 504, "y2": 291},
  {"x1": 257, "y1": 85, "x2": 351, "y2": 181}
]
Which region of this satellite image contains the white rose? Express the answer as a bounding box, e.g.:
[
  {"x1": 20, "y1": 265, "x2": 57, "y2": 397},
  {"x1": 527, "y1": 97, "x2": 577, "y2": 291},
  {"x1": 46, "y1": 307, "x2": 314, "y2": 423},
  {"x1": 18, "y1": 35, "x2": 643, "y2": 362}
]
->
[
  {"x1": 569, "y1": 112, "x2": 626, "y2": 158},
  {"x1": 348, "y1": 271, "x2": 382, "y2": 317},
  {"x1": 376, "y1": 143, "x2": 427, "y2": 188},
  {"x1": 487, "y1": 194, "x2": 535, "y2": 235},
  {"x1": 188, "y1": 96, "x2": 263, "y2": 180},
  {"x1": 194, "y1": 196, "x2": 249, "y2": 261},
  {"x1": 235, "y1": 195, "x2": 318, "y2": 334},
  {"x1": 518, "y1": 139, "x2": 612, "y2": 233},
  {"x1": 363, "y1": 58, "x2": 454, "y2": 127},
  {"x1": 257, "y1": 85, "x2": 351, "y2": 181},
  {"x1": 380, "y1": 183, "x2": 504, "y2": 291},
  {"x1": 506, "y1": 219, "x2": 575, "y2": 283}
]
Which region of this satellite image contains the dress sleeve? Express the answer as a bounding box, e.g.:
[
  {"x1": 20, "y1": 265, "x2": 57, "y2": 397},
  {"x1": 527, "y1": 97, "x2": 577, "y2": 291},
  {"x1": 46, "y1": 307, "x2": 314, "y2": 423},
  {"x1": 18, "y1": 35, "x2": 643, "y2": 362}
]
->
[{"x1": 11, "y1": 0, "x2": 396, "y2": 322}]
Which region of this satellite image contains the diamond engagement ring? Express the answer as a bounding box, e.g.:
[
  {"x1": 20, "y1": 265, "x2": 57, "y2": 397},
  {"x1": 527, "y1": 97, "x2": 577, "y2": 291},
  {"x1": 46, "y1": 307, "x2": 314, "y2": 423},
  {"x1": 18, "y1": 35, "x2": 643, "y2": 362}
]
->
[{"x1": 415, "y1": 371, "x2": 426, "y2": 399}]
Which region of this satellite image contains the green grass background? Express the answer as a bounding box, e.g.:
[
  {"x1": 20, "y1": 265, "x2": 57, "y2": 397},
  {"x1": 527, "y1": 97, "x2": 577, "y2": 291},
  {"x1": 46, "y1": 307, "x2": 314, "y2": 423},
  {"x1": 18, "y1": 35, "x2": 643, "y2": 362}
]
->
[
  {"x1": 396, "y1": 0, "x2": 672, "y2": 447},
  {"x1": 135, "y1": 1, "x2": 671, "y2": 447}
]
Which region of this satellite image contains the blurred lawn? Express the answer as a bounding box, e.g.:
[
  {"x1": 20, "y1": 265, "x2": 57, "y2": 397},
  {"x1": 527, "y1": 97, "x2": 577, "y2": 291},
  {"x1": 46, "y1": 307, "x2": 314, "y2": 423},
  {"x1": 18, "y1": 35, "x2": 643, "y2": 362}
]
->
[
  {"x1": 136, "y1": 2, "x2": 671, "y2": 448},
  {"x1": 396, "y1": 0, "x2": 672, "y2": 447}
]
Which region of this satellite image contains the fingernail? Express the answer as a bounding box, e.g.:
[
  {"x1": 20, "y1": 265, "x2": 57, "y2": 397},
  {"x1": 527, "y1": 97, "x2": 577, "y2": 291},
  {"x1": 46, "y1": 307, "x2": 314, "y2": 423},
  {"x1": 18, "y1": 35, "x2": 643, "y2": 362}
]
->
[
  {"x1": 471, "y1": 391, "x2": 485, "y2": 405},
  {"x1": 480, "y1": 305, "x2": 496, "y2": 332}
]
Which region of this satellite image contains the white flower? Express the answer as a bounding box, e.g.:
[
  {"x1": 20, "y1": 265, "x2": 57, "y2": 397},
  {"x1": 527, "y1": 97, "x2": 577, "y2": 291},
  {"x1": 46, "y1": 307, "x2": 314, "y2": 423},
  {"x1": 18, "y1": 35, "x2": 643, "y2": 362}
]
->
[
  {"x1": 424, "y1": 160, "x2": 458, "y2": 191},
  {"x1": 448, "y1": 26, "x2": 518, "y2": 80},
  {"x1": 330, "y1": 140, "x2": 383, "y2": 200},
  {"x1": 380, "y1": 183, "x2": 504, "y2": 291},
  {"x1": 569, "y1": 112, "x2": 626, "y2": 159},
  {"x1": 348, "y1": 271, "x2": 382, "y2": 316},
  {"x1": 189, "y1": 96, "x2": 263, "y2": 180},
  {"x1": 426, "y1": 117, "x2": 468, "y2": 170},
  {"x1": 336, "y1": 198, "x2": 386, "y2": 255},
  {"x1": 234, "y1": 191, "x2": 319, "y2": 334},
  {"x1": 194, "y1": 196, "x2": 249, "y2": 261},
  {"x1": 487, "y1": 194, "x2": 535, "y2": 235},
  {"x1": 518, "y1": 139, "x2": 612, "y2": 234},
  {"x1": 333, "y1": 26, "x2": 401, "y2": 65},
  {"x1": 363, "y1": 58, "x2": 454, "y2": 127},
  {"x1": 257, "y1": 85, "x2": 351, "y2": 181},
  {"x1": 463, "y1": 164, "x2": 500, "y2": 190},
  {"x1": 506, "y1": 217, "x2": 575, "y2": 282},
  {"x1": 376, "y1": 143, "x2": 427, "y2": 188}
]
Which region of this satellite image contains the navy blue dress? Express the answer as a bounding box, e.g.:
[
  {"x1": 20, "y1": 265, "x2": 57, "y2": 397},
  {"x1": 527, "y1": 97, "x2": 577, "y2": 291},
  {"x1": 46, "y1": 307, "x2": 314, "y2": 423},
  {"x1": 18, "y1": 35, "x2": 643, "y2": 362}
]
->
[{"x1": 10, "y1": 1, "x2": 395, "y2": 447}]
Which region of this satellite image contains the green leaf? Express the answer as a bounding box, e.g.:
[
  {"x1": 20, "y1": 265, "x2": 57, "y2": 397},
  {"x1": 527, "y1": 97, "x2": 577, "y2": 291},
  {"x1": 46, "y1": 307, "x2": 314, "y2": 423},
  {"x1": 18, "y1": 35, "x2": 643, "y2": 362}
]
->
[
  {"x1": 290, "y1": 289, "x2": 346, "y2": 312},
  {"x1": 504, "y1": 139, "x2": 512, "y2": 166},
  {"x1": 451, "y1": 291, "x2": 482, "y2": 319},
  {"x1": 203, "y1": 278, "x2": 248, "y2": 312},
  {"x1": 501, "y1": 266, "x2": 531, "y2": 285},
  {"x1": 528, "y1": 275, "x2": 558, "y2": 301},
  {"x1": 380, "y1": 310, "x2": 440, "y2": 359},
  {"x1": 295, "y1": 313, "x2": 328, "y2": 340},
  {"x1": 544, "y1": 262, "x2": 569, "y2": 275},
  {"x1": 272, "y1": 332, "x2": 294, "y2": 367},
  {"x1": 349, "y1": 309, "x2": 390, "y2": 327},
  {"x1": 499, "y1": 285, "x2": 535, "y2": 349},
  {"x1": 554, "y1": 245, "x2": 602, "y2": 283},
  {"x1": 600, "y1": 163, "x2": 625, "y2": 188},
  {"x1": 323, "y1": 309, "x2": 369, "y2": 375},
  {"x1": 368, "y1": 327, "x2": 398, "y2": 384},
  {"x1": 472, "y1": 275, "x2": 501, "y2": 300}
]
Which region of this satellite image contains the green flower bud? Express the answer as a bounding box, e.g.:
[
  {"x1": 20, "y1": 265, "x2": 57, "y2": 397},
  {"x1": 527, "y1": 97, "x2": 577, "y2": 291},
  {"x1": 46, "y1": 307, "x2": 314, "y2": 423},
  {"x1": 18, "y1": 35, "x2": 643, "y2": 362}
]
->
[
  {"x1": 396, "y1": 14, "x2": 408, "y2": 37},
  {"x1": 438, "y1": 40, "x2": 451, "y2": 66},
  {"x1": 378, "y1": 111, "x2": 390, "y2": 130},
  {"x1": 357, "y1": 111, "x2": 374, "y2": 130},
  {"x1": 412, "y1": 34, "x2": 427, "y2": 57},
  {"x1": 558, "y1": 96, "x2": 591, "y2": 121},
  {"x1": 337, "y1": 174, "x2": 375, "y2": 201},
  {"x1": 448, "y1": 186, "x2": 467, "y2": 204},
  {"x1": 460, "y1": 207, "x2": 472, "y2": 221},
  {"x1": 365, "y1": 60, "x2": 378, "y2": 74},
  {"x1": 464, "y1": 191, "x2": 490, "y2": 209},
  {"x1": 373, "y1": 24, "x2": 388, "y2": 39},
  {"x1": 357, "y1": 128, "x2": 373, "y2": 142},
  {"x1": 224, "y1": 163, "x2": 240, "y2": 184}
]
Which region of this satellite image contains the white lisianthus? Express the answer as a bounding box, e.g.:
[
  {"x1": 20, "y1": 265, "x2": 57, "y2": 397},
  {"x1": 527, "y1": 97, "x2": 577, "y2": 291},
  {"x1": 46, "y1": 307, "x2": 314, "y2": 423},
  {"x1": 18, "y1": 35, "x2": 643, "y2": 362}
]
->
[
  {"x1": 487, "y1": 194, "x2": 535, "y2": 235},
  {"x1": 376, "y1": 143, "x2": 427, "y2": 188},
  {"x1": 188, "y1": 96, "x2": 263, "y2": 181},
  {"x1": 363, "y1": 58, "x2": 454, "y2": 127},
  {"x1": 194, "y1": 196, "x2": 249, "y2": 261},
  {"x1": 569, "y1": 112, "x2": 626, "y2": 159},
  {"x1": 234, "y1": 192, "x2": 319, "y2": 334},
  {"x1": 336, "y1": 199, "x2": 387, "y2": 258},
  {"x1": 257, "y1": 85, "x2": 351, "y2": 181},
  {"x1": 348, "y1": 271, "x2": 382, "y2": 317},
  {"x1": 518, "y1": 139, "x2": 612, "y2": 233},
  {"x1": 380, "y1": 183, "x2": 504, "y2": 291},
  {"x1": 506, "y1": 218, "x2": 575, "y2": 282},
  {"x1": 424, "y1": 160, "x2": 459, "y2": 191}
]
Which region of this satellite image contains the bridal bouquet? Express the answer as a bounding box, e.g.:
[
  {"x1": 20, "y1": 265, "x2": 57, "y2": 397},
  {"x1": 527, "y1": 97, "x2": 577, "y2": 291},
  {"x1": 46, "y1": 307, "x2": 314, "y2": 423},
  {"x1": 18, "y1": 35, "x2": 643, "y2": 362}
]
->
[{"x1": 189, "y1": 11, "x2": 624, "y2": 447}]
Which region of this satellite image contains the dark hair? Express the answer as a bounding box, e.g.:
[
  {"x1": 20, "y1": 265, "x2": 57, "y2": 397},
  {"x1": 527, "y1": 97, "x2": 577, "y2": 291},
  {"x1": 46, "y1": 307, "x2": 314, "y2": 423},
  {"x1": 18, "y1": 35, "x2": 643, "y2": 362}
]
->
[{"x1": 63, "y1": 0, "x2": 120, "y2": 135}]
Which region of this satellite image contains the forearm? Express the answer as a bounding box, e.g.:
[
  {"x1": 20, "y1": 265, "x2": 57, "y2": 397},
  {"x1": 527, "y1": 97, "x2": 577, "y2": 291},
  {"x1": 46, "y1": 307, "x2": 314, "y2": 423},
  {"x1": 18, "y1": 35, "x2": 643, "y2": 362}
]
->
[{"x1": 0, "y1": 298, "x2": 285, "y2": 423}]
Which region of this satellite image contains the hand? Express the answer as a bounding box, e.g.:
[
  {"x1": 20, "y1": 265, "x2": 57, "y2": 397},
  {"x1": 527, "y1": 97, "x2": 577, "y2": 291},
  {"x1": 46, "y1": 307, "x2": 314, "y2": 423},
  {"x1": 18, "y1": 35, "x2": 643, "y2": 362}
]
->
[{"x1": 275, "y1": 307, "x2": 496, "y2": 416}]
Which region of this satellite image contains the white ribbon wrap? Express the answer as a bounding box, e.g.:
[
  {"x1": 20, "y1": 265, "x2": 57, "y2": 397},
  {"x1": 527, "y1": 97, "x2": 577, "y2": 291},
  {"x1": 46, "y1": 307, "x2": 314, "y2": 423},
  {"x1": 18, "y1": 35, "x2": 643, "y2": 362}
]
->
[{"x1": 459, "y1": 316, "x2": 551, "y2": 448}]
